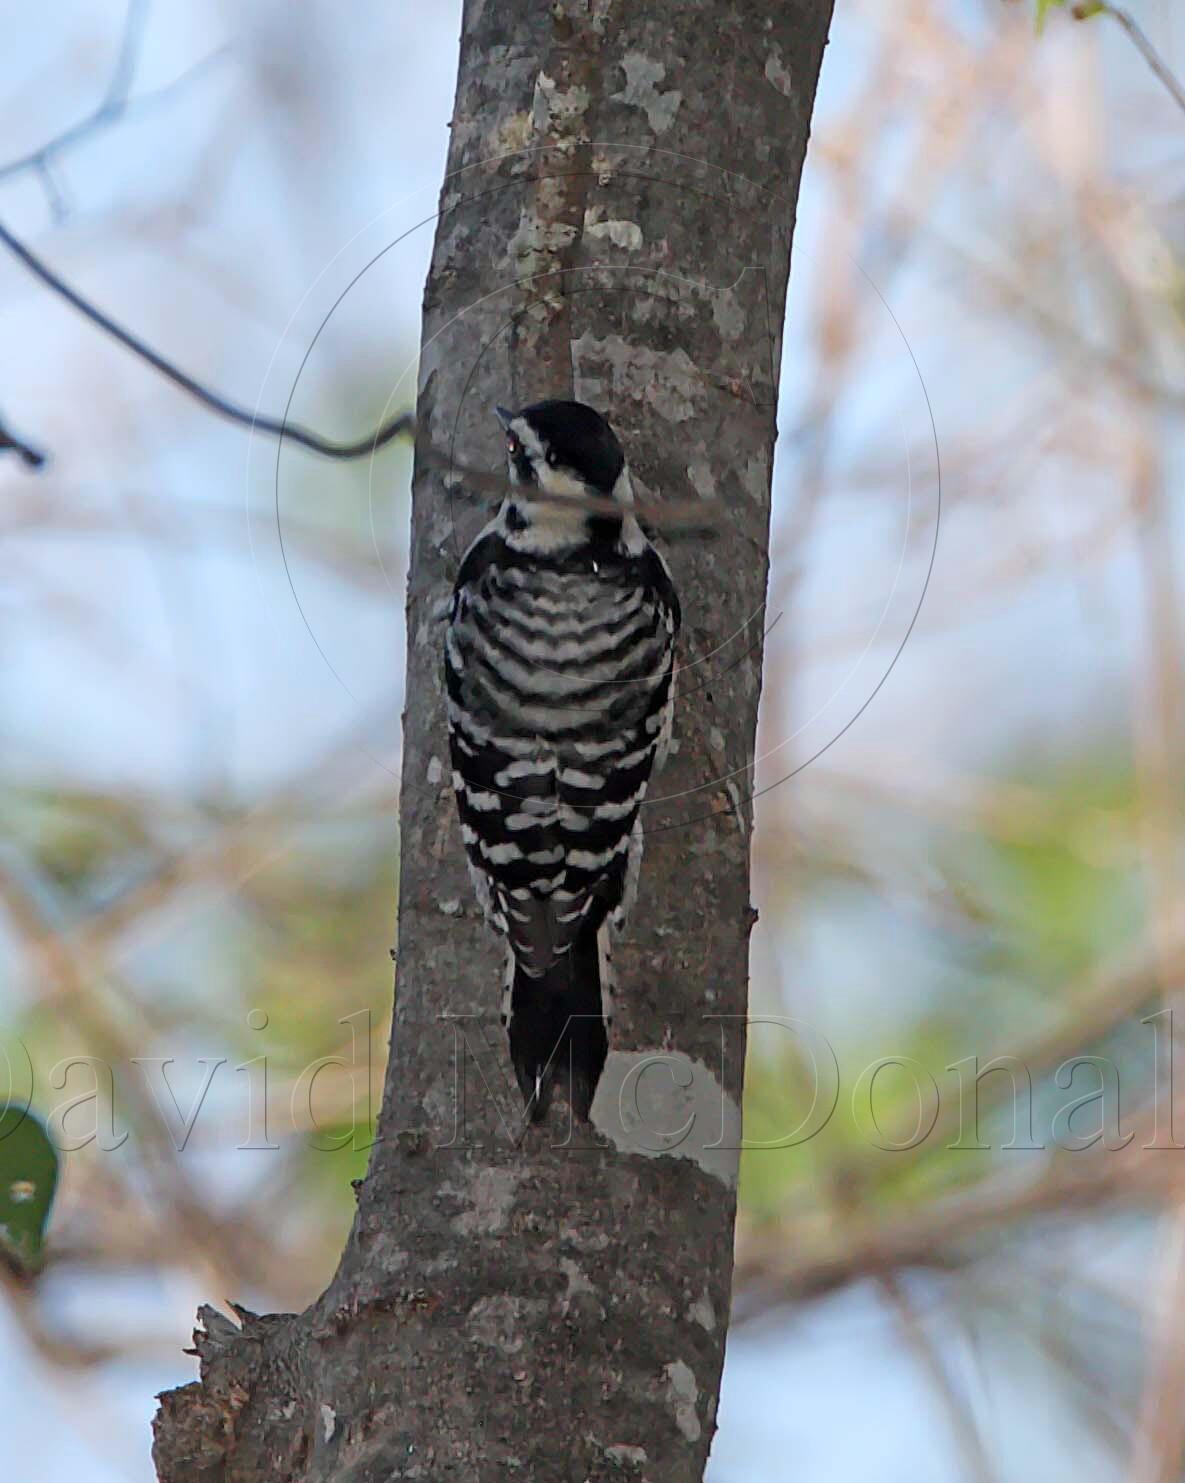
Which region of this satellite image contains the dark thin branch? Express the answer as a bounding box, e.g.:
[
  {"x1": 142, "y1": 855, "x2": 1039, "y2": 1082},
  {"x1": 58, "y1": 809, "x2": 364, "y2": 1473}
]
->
[
  {"x1": 0, "y1": 217, "x2": 415, "y2": 461},
  {"x1": 0, "y1": 5, "x2": 726, "y2": 508},
  {"x1": 0, "y1": 0, "x2": 149, "y2": 189},
  {"x1": 0, "y1": 218, "x2": 724, "y2": 523},
  {"x1": 0, "y1": 0, "x2": 230, "y2": 205},
  {"x1": 424, "y1": 452, "x2": 725, "y2": 530},
  {"x1": 0, "y1": 414, "x2": 47, "y2": 469},
  {"x1": 0, "y1": 2, "x2": 403, "y2": 466}
]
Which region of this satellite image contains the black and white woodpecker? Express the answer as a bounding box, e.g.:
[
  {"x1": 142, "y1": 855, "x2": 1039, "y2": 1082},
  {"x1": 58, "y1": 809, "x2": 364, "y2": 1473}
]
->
[{"x1": 444, "y1": 399, "x2": 680, "y2": 1121}]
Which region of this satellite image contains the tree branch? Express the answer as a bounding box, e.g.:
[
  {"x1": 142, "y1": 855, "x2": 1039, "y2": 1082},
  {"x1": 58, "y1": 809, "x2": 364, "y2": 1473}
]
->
[
  {"x1": 0, "y1": 0, "x2": 230, "y2": 208},
  {"x1": 0, "y1": 217, "x2": 415, "y2": 462},
  {"x1": 0, "y1": 412, "x2": 47, "y2": 468},
  {"x1": 0, "y1": 6, "x2": 408, "y2": 469},
  {"x1": 1080, "y1": 4, "x2": 1185, "y2": 119},
  {"x1": 0, "y1": 218, "x2": 726, "y2": 530}
]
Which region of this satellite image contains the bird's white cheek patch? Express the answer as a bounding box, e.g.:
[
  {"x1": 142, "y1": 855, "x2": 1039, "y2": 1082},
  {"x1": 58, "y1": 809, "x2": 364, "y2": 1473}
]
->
[
  {"x1": 590, "y1": 1051, "x2": 741, "y2": 1187},
  {"x1": 535, "y1": 464, "x2": 589, "y2": 500}
]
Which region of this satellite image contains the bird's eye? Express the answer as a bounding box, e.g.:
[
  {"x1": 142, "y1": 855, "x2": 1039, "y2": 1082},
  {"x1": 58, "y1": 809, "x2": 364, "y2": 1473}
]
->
[
  {"x1": 545, "y1": 448, "x2": 558, "y2": 467},
  {"x1": 506, "y1": 433, "x2": 521, "y2": 456}
]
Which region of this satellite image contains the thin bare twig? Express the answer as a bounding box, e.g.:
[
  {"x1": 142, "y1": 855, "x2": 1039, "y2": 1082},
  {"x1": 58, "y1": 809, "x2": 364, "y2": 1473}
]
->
[
  {"x1": 0, "y1": 3, "x2": 414, "y2": 475},
  {"x1": 0, "y1": 218, "x2": 724, "y2": 526},
  {"x1": 0, "y1": 217, "x2": 416, "y2": 461},
  {"x1": 0, "y1": 0, "x2": 229, "y2": 204},
  {"x1": 0, "y1": 3, "x2": 720, "y2": 515},
  {"x1": 879, "y1": 1273, "x2": 996, "y2": 1483},
  {"x1": 0, "y1": 413, "x2": 47, "y2": 468},
  {"x1": 1082, "y1": 4, "x2": 1185, "y2": 119},
  {"x1": 424, "y1": 450, "x2": 726, "y2": 529}
]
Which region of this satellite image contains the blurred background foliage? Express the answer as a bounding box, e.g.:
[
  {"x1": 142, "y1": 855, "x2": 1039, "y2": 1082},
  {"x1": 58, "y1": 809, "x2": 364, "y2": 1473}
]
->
[{"x1": 2, "y1": 0, "x2": 1185, "y2": 1479}]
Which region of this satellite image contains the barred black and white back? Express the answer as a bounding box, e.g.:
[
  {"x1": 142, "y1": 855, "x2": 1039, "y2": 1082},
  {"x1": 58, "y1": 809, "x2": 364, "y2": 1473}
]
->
[{"x1": 444, "y1": 399, "x2": 679, "y2": 1120}]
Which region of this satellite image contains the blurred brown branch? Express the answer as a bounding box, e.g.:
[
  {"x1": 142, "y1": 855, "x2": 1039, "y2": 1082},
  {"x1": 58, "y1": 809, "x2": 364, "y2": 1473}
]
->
[
  {"x1": 879, "y1": 1272, "x2": 995, "y2": 1483},
  {"x1": 735, "y1": 1117, "x2": 1183, "y2": 1314}
]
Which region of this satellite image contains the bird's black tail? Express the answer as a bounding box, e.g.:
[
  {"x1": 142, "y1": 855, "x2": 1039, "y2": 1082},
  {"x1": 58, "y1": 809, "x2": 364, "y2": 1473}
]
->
[{"x1": 508, "y1": 923, "x2": 608, "y2": 1123}]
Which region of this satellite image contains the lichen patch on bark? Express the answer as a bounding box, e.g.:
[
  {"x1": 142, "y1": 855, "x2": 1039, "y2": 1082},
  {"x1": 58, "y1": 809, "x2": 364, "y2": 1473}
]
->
[
  {"x1": 612, "y1": 53, "x2": 683, "y2": 133},
  {"x1": 590, "y1": 1051, "x2": 742, "y2": 1188},
  {"x1": 664, "y1": 1359, "x2": 703, "y2": 1444}
]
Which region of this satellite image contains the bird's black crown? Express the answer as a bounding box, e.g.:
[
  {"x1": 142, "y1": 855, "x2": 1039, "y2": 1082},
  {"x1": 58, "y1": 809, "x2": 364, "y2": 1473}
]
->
[{"x1": 506, "y1": 399, "x2": 626, "y2": 495}]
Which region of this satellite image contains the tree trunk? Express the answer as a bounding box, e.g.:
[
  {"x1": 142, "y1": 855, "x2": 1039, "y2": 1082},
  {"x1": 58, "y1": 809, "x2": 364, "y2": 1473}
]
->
[{"x1": 153, "y1": 2, "x2": 833, "y2": 1478}]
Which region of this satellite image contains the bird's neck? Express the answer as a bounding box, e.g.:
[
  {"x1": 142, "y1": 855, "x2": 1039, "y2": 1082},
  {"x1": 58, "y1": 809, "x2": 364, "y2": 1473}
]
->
[{"x1": 494, "y1": 462, "x2": 644, "y2": 557}]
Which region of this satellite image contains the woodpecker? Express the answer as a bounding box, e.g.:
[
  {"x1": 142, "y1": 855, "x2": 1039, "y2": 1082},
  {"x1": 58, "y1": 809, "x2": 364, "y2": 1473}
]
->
[{"x1": 444, "y1": 399, "x2": 680, "y2": 1121}]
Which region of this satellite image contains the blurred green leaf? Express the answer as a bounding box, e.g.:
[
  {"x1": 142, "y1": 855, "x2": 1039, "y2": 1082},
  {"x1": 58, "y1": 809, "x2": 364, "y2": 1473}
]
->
[
  {"x1": 958, "y1": 761, "x2": 1141, "y2": 988},
  {"x1": 2, "y1": 786, "x2": 159, "y2": 910},
  {"x1": 1035, "y1": 0, "x2": 1065, "y2": 33},
  {"x1": 1035, "y1": 0, "x2": 1104, "y2": 32},
  {"x1": 0, "y1": 1108, "x2": 58, "y2": 1270}
]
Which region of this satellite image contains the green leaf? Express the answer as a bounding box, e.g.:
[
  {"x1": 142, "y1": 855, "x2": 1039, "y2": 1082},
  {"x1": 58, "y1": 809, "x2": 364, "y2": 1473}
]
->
[
  {"x1": 0, "y1": 1108, "x2": 59, "y2": 1270},
  {"x1": 1035, "y1": 0, "x2": 1066, "y2": 34},
  {"x1": 1035, "y1": 0, "x2": 1104, "y2": 31}
]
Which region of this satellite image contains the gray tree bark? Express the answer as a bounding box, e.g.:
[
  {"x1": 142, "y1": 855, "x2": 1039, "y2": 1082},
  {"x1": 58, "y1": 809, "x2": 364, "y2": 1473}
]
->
[{"x1": 153, "y1": 2, "x2": 833, "y2": 1478}]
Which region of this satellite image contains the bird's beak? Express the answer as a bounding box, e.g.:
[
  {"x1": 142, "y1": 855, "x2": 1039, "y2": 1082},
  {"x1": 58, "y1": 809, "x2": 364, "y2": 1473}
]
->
[{"x1": 494, "y1": 405, "x2": 514, "y2": 430}]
